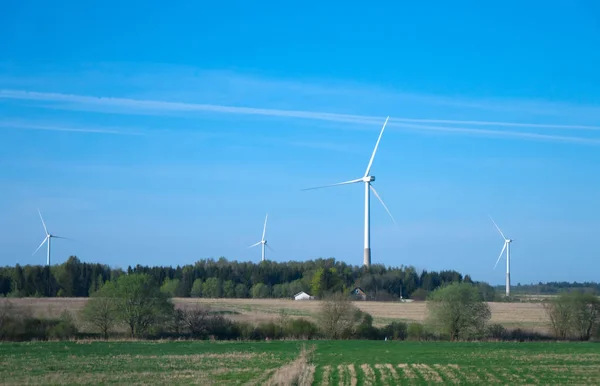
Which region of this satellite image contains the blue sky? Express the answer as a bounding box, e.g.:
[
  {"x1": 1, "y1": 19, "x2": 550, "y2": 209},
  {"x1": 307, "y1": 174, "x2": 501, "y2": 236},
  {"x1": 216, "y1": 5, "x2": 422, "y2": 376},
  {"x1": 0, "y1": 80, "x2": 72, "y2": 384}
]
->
[{"x1": 1, "y1": 1, "x2": 599, "y2": 284}]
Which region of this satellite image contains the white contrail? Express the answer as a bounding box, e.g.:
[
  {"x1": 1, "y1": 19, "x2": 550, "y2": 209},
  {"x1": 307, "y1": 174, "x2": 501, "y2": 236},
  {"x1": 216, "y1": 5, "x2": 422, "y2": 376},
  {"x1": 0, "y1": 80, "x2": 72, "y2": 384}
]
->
[
  {"x1": 2, "y1": 89, "x2": 600, "y2": 144},
  {"x1": 0, "y1": 121, "x2": 144, "y2": 135},
  {"x1": 393, "y1": 122, "x2": 600, "y2": 145}
]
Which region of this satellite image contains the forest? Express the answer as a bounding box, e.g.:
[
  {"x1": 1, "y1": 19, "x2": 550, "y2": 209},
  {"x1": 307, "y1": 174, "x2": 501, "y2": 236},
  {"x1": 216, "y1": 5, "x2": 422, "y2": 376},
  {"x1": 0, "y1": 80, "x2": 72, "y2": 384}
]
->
[
  {"x1": 502, "y1": 281, "x2": 600, "y2": 295},
  {"x1": 1, "y1": 256, "x2": 595, "y2": 300},
  {"x1": 0, "y1": 256, "x2": 493, "y2": 300}
]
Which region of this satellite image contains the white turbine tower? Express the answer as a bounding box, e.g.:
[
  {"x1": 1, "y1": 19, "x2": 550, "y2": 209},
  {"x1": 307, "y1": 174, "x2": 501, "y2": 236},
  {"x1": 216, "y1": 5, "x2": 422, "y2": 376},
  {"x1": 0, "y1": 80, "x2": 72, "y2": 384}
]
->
[
  {"x1": 248, "y1": 213, "x2": 273, "y2": 262},
  {"x1": 302, "y1": 116, "x2": 396, "y2": 267},
  {"x1": 33, "y1": 209, "x2": 68, "y2": 266},
  {"x1": 490, "y1": 215, "x2": 513, "y2": 297}
]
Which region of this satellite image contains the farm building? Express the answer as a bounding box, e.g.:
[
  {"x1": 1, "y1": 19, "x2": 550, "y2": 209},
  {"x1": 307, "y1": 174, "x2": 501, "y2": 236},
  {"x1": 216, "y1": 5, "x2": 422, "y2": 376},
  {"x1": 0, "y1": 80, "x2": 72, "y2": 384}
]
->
[
  {"x1": 351, "y1": 287, "x2": 367, "y2": 301},
  {"x1": 293, "y1": 291, "x2": 314, "y2": 300}
]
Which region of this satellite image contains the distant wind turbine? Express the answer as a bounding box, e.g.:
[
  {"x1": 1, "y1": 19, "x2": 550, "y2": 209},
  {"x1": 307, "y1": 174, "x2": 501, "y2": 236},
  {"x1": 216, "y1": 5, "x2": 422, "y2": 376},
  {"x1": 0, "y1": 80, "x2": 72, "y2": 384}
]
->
[
  {"x1": 490, "y1": 215, "x2": 513, "y2": 297},
  {"x1": 33, "y1": 209, "x2": 68, "y2": 266},
  {"x1": 302, "y1": 116, "x2": 396, "y2": 267},
  {"x1": 248, "y1": 213, "x2": 273, "y2": 262}
]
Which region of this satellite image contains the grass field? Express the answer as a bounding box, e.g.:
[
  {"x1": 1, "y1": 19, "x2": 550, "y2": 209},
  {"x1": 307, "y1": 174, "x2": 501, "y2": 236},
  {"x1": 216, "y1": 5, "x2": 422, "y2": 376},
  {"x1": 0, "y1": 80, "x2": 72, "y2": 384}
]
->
[
  {"x1": 0, "y1": 340, "x2": 598, "y2": 385},
  {"x1": 7, "y1": 297, "x2": 551, "y2": 332}
]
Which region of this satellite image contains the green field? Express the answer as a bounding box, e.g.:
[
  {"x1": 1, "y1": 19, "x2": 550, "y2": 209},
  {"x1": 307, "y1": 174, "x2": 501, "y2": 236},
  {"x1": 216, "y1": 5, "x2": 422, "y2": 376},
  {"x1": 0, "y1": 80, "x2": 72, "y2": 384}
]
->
[{"x1": 1, "y1": 340, "x2": 599, "y2": 385}]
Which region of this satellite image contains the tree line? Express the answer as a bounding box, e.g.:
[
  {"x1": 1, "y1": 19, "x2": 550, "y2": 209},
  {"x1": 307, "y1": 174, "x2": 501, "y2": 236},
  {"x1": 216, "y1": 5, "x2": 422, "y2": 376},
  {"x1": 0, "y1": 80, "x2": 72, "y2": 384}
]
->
[
  {"x1": 504, "y1": 282, "x2": 600, "y2": 295},
  {"x1": 1, "y1": 256, "x2": 491, "y2": 300}
]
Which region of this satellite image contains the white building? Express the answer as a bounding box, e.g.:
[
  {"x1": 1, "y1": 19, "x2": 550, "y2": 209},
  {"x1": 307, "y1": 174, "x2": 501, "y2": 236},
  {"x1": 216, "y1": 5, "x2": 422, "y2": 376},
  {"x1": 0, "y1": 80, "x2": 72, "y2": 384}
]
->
[{"x1": 293, "y1": 291, "x2": 314, "y2": 300}]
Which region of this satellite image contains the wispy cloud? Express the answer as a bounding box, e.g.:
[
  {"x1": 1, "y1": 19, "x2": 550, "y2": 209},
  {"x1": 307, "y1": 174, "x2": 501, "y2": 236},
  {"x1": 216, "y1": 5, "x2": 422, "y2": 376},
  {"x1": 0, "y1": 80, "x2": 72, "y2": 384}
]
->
[
  {"x1": 393, "y1": 122, "x2": 600, "y2": 145},
  {"x1": 0, "y1": 120, "x2": 144, "y2": 136},
  {"x1": 2, "y1": 89, "x2": 600, "y2": 145}
]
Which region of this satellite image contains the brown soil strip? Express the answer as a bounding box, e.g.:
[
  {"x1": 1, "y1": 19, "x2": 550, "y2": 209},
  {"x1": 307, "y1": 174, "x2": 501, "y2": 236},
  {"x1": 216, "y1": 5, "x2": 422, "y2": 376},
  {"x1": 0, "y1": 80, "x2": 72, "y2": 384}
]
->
[
  {"x1": 433, "y1": 364, "x2": 459, "y2": 383},
  {"x1": 412, "y1": 364, "x2": 443, "y2": 383},
  {"x1": 337, "y1": 364, "x2": 346, "y2": 386},
  {"x1": 321, "y1": 365, "x2": 331, "y2": 386},
  {"x1": 361, "y1": 364, "x2": 376, "y2": 386},
  {"x1": 397, "y1": 364, "x2": 416, "y2": 379},
  {"x1": 347, "y1": 364, "x2": 357, "y2": 386},
  {"x1": 385, "y1": 364, "x2": 399, "y2": 381},
  {"x1": 375, "y1": 364, "x2": 388, "y2": 384}
]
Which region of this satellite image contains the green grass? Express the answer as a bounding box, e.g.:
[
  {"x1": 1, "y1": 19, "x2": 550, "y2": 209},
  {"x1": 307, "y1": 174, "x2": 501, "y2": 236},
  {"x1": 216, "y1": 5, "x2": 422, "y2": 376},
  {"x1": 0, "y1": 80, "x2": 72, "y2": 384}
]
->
[{"x1": 1, "y1": 340, "x2": 599, "y2": 385}]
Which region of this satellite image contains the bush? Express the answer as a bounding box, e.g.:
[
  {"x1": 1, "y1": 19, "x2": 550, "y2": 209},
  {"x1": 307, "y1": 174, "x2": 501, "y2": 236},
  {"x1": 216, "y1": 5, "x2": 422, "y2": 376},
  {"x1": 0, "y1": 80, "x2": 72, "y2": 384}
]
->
[
  {"x1": 48, "y1": 320, "x2": 78, "y2": 340},
  {"x1": 184, "y1": 307, "x2": 211, "y2": 338},
  {"x1": 507, "y1": 328, "x2": 552, "y2": 342},
  {"x1": 205, "y1": 315, "x2": 240, "y2": 340},
  {"x1": 593, "y1": 323, "x2": 600, "y2": 341},
  {"x1": 355, "y1": 312, "x2": 381, "y2": 340},
  {"x1": 318, "y1": 293, "x2": 363, "y2": 339},
  {"x1": 255, "y1": 321, "x2": 284, "y2": 340},
  {"x1": 410, "y1": 288, "x2": 429, "y2": 301},
  {"x1": 284, "y1": 319, "x2": 320, "y2": 340},
  {"x1": 486, "y1": 323, "x2": 508, "y2": 340},
  {"x1": 382, "y1": 321, "x2": 408, "y2": 340},
  {"x1": 407, "y1": 322, "x2": 426, "y2": 340}
]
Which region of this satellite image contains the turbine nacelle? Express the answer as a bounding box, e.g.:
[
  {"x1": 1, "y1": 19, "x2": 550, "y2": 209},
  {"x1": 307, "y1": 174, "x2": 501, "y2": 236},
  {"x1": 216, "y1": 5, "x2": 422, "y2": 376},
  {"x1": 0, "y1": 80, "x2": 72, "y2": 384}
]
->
[{"x1": 362, "y1": 176, "x2": 375, "y2": 183}]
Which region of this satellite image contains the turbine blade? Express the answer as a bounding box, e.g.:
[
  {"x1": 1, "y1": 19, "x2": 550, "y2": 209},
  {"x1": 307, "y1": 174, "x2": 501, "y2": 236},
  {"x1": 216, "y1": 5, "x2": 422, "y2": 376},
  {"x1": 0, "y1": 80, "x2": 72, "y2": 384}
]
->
[
  {"x1": 364, "y1": 116, "x2": 390, "y2": 177},
  {"x1": 262, "y1": 213, "x2": 268, "y2": 241},
  {"x1": 370, "y1": 185, "x2": 397, "y2": 226},
  {"x1": 489, "y1": 215, "x2": 507, "y2": 240},
  {"x1": 301, "y1": 178, "x2": 363, "y2": 191},
  {"x1": 32, "y1": 237, "x2": 48, "y2": 255},
  {"x1": 38, "y1": 208, "x2": 48, "y2": 235},
  {"x1": 493, "y1": 243, "x2": 507, "y2": 270},
  {"x1": 266, "y1": 244, "x2": 275, "y2": 253},
  {"x1": 51, "y1": 236, "x2": 70, "y2": 240},
  {"x1": 248, "y1": 241, "x2": 262, "y2": 249}
]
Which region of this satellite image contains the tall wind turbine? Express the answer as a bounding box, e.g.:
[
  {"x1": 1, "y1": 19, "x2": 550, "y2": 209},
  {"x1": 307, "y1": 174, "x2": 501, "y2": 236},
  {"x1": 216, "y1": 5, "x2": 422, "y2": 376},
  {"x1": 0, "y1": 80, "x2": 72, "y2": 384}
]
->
[
  {"x1": 302, "y1": 116, "x2": 396, "y2": 267},
  {"x1": 248, "y1": 213, "x2": 273, "y2": 262},
  {"x1": 33, "y1": 209, "x2": 68, "y2": 266},
  {"x1": 490, "y1": 215, "x2": 513, "y2": 297}
]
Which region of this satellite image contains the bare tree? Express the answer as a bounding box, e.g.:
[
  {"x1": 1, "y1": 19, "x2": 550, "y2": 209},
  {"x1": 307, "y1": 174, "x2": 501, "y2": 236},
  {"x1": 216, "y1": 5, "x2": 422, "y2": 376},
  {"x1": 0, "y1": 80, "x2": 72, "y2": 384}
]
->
[
  {"x1": 544, "y1": 297, "x2": 573, "y2": 340},
  {"x1": 184, "y1": 306, "x2": 211, "y2": 338},
  {"x1": 318, "y1": 293, "x2": 362, "y2": 339},
  {"x1": 570, "y1": 293, "x2": 600, "y2": 341},
  {"x1": 545, "y1": 292, "x2": 600, "y2": 341}
]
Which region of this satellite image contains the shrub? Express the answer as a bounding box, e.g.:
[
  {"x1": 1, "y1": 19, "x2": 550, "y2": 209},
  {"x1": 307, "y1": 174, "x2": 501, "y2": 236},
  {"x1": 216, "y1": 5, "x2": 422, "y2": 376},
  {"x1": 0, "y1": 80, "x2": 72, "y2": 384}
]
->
[
  {"x1": 407, "y1": 322, "x2": 426, "y2": 340},
  {"x1": 184, "y1": 307, "x2": 211, "y2": 338},
  {"x1": 382, "y1": 321, "x2": 408, "y2": 340},
  {"x1": 507, "y1": 328, "x2": 552, "y2": 342},
  {"x1": 410, "y1": 288, "x2": 429, "y2": 301},
  {"x1": 48, "y1": 320, "x2": 78, "y2": 340},
  {"x1": 355, "y1": 312, "x2": 381, "y2": 340},
  {"x1": 205, "y1": 315, "x2": 240, "y2": 340},
  {"x1": 486, "y1": 323, "x2": 508, "y2": 340},
  {"x1": 256, "y1": 321, "x2": 284, "y2": 340},
  {"x1": 48, "y1": 310, "x2": 79, "y2": 340},
  {"x1": 318, "y1": 293, "x2": 363, "y2": 339},
  {"x1": 285, "y1": 319, "x2": 320, "y2": 340}
]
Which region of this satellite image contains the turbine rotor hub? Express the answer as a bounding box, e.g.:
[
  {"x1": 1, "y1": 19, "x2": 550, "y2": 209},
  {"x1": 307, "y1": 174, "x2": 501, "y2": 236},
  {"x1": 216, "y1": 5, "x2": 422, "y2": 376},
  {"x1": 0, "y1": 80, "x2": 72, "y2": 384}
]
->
[{"x1": 362, "y1": 176, "x2": 375, "y2": 182}]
